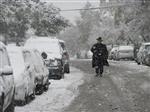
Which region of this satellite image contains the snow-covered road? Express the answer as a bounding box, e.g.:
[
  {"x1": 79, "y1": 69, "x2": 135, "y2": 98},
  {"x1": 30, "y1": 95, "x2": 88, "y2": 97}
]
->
[{"x1": 15, "y1": 67, "x2": 84, "y2": 112}]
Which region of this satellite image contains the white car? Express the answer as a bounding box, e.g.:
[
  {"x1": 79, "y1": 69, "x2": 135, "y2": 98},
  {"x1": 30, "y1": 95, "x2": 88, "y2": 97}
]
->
[
  {"x1": 7, "y1": 46, "x2": 36, "y2": 104},
  {"x1": 23, "y1": 49, "x2": 49, "y2": 94},
  {"x1": 24, "y1": 37, "x2": 66, "y2": 79},
  {"x1": 115, "y1": 46, "x2": 134, "y2": 60},
  {"x1": 0, "y1": 42, "x2": 15, "y2": 112}
]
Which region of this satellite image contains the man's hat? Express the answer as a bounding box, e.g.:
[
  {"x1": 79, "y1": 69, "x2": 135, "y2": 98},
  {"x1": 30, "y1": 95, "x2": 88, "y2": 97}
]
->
[{"x1": 96, "y1": 37, "x2": 103, "y2": 41}]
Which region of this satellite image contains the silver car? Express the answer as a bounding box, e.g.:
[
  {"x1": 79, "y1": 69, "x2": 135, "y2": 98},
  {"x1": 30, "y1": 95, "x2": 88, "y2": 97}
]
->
[
  {"x1": 115, "y1": 46, "x2": 134, "y2": 60},
  {"x1": 0, "y1": 42, "x2": 15, "y2": 112}
]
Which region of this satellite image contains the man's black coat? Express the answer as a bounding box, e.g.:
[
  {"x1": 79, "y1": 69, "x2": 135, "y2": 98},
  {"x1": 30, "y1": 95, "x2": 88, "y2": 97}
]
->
[{"x1": 91, "y1": 43, "x2": 109, "y2": 68}]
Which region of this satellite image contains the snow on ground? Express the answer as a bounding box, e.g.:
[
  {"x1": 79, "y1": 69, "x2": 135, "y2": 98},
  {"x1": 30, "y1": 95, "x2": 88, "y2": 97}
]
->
[
  {"x1": 110, "y1": 60, "x2": 150, "y2": 72},
  {"x1": 15, "y1": 67, "x2": 84, "y2": 112}
]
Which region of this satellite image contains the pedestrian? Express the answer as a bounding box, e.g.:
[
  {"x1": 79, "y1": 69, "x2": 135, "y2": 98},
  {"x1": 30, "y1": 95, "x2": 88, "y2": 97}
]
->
[{"x1": 91, "y1": 37, "x2": 109, "y2": 77}]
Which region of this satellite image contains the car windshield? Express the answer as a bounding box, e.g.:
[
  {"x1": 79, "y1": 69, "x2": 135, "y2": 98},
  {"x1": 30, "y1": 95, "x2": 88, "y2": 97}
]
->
[
  {"x1": 27, "y1": 41, "x2": 60, "y2": 53},
  {"x1": 145, "y1": 45, "x2": 150, "y2": 51}
]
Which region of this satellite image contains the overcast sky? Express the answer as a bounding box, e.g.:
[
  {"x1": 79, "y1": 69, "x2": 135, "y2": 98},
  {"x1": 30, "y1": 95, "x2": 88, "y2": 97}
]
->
[{"x1": 42, "y1": 0, "x2": 100, "y2": 24}]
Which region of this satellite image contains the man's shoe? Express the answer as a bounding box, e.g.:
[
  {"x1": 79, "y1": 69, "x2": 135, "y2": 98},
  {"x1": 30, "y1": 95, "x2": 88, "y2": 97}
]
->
[{"x1": 95, "y1": 73, "x2": 99, "y2": 77}]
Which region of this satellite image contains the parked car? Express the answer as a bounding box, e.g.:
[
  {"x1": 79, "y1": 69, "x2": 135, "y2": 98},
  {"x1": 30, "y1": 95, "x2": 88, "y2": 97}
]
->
[
  {"x1": 0, "y1": 42, "x2": 15, "y2": 112},
  {"x1": 59, "y1": 40, "x2": 70, "y2": 73},
  {"x1": 109, "y1": 47, "x2": 118, "y2": 60},
  {"x1": 136, "y1": 42, "x2": 150, "y2": 66},
  {"x1": 24, "y1": 37, "x2": 67, "y2": 79},
  {"x1": 7, "y1": 46, "x2": 36, "y2": 104},
  {"x1": 115, "y1": 45, "x2": 134, "y2": 60},
  {"x1": 23, "y1": 48, "x2": 49, "y2": 94}
]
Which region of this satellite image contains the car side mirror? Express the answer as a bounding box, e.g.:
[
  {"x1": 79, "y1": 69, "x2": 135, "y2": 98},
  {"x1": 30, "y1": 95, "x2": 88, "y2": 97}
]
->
[
  {"x1": 41, "y1": 52, "x2": 47, "y2": 59},
  {"x1": 0, "y1": 66, "x2": 13, "y2": 76}
]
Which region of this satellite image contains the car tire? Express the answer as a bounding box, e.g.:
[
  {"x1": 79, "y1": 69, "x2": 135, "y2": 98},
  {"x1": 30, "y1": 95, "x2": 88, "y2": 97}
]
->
[
  {"x1": 5, "y1": 97, "x2": 15, "y2": 112},
  {"x1": 35, "y1": 85, "x2": 43, "y2": 95}
]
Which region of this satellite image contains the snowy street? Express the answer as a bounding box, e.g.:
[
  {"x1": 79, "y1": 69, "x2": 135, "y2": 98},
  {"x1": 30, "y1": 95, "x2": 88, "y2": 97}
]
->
[
  {"x1": 14, "y1": 60, "x2": 150, "y2": 112},
  {"x1": 1, "y1": 1, "x2": 150, "y2": 112},
  {"x1": 65, "y1": 59, "x2": 150, "y2": 112}
]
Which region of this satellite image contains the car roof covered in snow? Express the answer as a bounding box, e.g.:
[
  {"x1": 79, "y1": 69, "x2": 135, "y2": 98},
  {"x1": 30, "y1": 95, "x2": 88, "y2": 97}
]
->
[
  {"x1": 142, "y1": 42, "x2": 150, "y2": 46},
  {"x1": 118, "y1": 45, "x2": 133, "y2": 51},
  {"x1": 24, "y1": 37, "x2": 62, "y2": 54}
]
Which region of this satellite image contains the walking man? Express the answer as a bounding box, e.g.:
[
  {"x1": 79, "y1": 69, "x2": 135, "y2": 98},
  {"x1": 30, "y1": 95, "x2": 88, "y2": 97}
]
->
[{"x1": 91, "y1": 37, "x2": 109, "y2": 77}]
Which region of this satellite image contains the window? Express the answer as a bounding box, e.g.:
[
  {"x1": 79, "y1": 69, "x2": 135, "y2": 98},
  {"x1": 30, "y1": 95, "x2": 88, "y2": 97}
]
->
[
  {"x1": 23, "y1": 51, "x2": 32, "y2": 63},
  {"x1": 145, "y1": 45, "x2": 150, "y2": 51}
]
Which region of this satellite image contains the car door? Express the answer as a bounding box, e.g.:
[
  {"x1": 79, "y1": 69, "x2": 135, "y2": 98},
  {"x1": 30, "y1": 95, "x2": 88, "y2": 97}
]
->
[{"x1": 0, "y1": 48, "x2": 14, "y2": 109}]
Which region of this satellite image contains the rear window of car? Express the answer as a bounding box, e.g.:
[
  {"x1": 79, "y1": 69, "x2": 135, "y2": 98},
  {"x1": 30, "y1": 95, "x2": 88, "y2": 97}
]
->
[
  {"x1": 23, "y1": 51, "x2": 32, "y2": 63},
  {"x1": 0, "y1": 49, "x2": 10, "y2": 68}
]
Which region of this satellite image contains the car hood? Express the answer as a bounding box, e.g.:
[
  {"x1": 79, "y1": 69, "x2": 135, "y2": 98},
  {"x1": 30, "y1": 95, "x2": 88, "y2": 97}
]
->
[{"x1": 46, "y1": 52, "x2": 62, "y2": 60}]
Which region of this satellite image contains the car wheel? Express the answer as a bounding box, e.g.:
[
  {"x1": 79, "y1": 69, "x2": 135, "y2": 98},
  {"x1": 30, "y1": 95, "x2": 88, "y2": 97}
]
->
[
  {"x1": 5, "y1": 97, "x2": 15, "y2": 112},
  {"x1": 35, "y1": 85, "x2": 43, "y2": 95}
]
